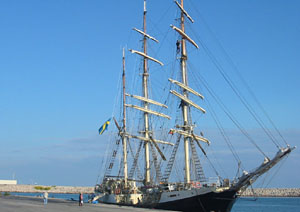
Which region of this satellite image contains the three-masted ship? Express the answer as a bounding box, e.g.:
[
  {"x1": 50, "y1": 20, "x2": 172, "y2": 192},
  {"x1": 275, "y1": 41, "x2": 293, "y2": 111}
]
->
[{"x1": 94, "y1": 1, "x2": 295, "y2": 211}]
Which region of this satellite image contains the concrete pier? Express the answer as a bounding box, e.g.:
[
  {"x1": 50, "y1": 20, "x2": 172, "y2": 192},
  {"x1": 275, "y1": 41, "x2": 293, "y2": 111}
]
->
[{"x1": 0, "y1": 195, "x2": 173, "y2": 212}]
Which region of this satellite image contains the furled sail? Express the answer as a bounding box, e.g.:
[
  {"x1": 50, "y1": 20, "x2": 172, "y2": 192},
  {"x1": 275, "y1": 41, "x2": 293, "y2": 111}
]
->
[
  {"x1": 169, "y1": 78, "x2": 204, "y2": 99},
  {"x1": 126, "y1": 93, "x2": 168, "y2": 108},
  {"x1": 129, "y1": 49, "x2": 164, "y2": 66},
  {"x1": 174, "y1": 0, "x2": 194, "y2": 23},
  {"x1": 133, "y1": 28, "x2": 159, "y2": 43},
  {"x1": 170, "y1": 129, "x2": 210, "y2": 145},
  {"x1": 170, "y1": 25, "x2": 199, "y2": 49},
  {"x1": 124, "y1": 133, "x2": 174, "y2": 146},
  {"x1": 125, "y1": 104, "x2": 170, "y2": 119},
  {"x1": 170, "y1": 90, "x2": 206, "y2": 113}
]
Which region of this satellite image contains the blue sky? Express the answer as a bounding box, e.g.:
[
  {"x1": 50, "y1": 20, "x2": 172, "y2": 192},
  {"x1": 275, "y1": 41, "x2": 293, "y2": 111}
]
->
[{"x1": 0, "y1": 0, "x2": 299, "y2": 187}]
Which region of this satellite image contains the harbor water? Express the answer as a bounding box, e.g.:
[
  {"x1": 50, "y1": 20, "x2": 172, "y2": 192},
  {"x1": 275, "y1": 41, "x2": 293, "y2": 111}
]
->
[
  {"x1": 4, "y1": 193, "x2": 300, "y2": 211},
  {"x1": 9, "y1": 192, "x2": 90, "y2": 203},
  {"x1": 232, "y1": 197, "x2": 300, "y2": 212}
]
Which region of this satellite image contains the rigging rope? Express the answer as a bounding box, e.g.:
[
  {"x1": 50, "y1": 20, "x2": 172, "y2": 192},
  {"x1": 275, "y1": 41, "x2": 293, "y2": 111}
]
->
[
  {"x1": 188, "y1": 27, "x2": 281, "y2": 150},
  {"x1": 189, "y1": 65, "x2": 242, "y2": 165},
  {"x1": 189, "y1": 1, "x2": 288, "y2": 147},
  {"x1": 187, "y1": 2, "x2": 284, "y2": 149},
  {"x1": 194, "y1": 68, "x2": 268, "y2": 158},
  {"x1": 263, "y1": 155, "x2": 289, "y2": 188}
]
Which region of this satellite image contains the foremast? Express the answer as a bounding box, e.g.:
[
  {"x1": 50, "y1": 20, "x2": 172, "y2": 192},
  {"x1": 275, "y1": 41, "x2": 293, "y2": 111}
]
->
[{"x1": 172, "y1": 0, "x2": 296, "y2": 189}]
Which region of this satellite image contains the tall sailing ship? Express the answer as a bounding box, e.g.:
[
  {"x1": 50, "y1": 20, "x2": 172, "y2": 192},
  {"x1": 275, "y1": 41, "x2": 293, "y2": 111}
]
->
[{"x1": 94, "y1": 1, "x2": 295, "y2": 211}]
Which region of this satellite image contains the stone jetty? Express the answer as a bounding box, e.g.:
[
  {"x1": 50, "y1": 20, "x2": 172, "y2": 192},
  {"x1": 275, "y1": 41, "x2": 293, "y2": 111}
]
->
[
  {"x1": 0, "y1": 184, "x2": 94, "y2": 194},
  {"x1": 1, "y1": 184, "x2": 300, "y2": 197},
  {"x1": 241, "y1": 188, "x2": 300, "y2": 197}
]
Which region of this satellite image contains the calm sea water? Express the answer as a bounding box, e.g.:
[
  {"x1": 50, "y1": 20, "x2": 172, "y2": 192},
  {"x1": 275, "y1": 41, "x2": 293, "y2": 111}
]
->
[
  {"x1": 5, "y1": 193, "x2": 300, "y2": 211},
  {"x1": 232, "y1": 197, "x2": 300, "y2": 212}
]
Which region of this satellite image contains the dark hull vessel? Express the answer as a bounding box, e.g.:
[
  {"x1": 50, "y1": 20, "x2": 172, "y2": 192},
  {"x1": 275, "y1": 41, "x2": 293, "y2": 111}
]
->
[
  {"x1": 93, "y1": 1, "x2": 295, "y2": 211},
  {"x1": 96, "y1": 187, "x2": 238, "y2": 212},
  {"x1": 156, "y1": 190, "x2": 237, "y2": 212}
]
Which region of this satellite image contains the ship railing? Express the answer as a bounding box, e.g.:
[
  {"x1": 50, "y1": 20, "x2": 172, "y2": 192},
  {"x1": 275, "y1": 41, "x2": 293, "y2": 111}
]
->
[
  {"x1": 159, "y1": 179, "x2": 221, "y2": 191},
  {"x1": 192, "y1": 177, "x2": 221, "y2": 188}
]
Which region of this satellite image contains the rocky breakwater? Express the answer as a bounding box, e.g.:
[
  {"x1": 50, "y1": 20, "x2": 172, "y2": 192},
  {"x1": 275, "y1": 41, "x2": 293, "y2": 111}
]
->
[
  {"x1": 0, "y1": 184, "x2": 94, "y2": 194},
  {"x1": 241, "y1": 188, "x2": 300, "y2": 197}
]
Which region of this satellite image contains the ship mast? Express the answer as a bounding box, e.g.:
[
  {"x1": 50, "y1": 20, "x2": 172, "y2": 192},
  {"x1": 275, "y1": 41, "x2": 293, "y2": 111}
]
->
[
  {"x1": 122, "y1": 48, "x2": 128, "y2": 187},
  {"x1": 169, "y1": 0, "x2": 207, "y2": 184},
  {"x1": 179, "y1": 0, "x2": 191, "y2": 184},
  {"x1": 142, "y1": 0, "x2": 151, "y2": 184},
  {"x1": 129, "y1": 0, "x2": 167, "y2": 185}
]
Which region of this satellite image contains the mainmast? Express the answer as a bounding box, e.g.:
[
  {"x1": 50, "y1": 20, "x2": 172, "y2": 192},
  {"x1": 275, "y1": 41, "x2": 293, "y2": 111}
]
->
[
  {"x1": 128, "y1": 0, "x2": 167, "y2": 185},
  {"x1": 142, "y1": 0, "x2": 151, "y2": 184},
  {"x1": 122, "y1": 48, "x2": 128, "y2": 187},
  {"x1": 179, "y1": 0, "x2": 191, "y2": 184}
]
